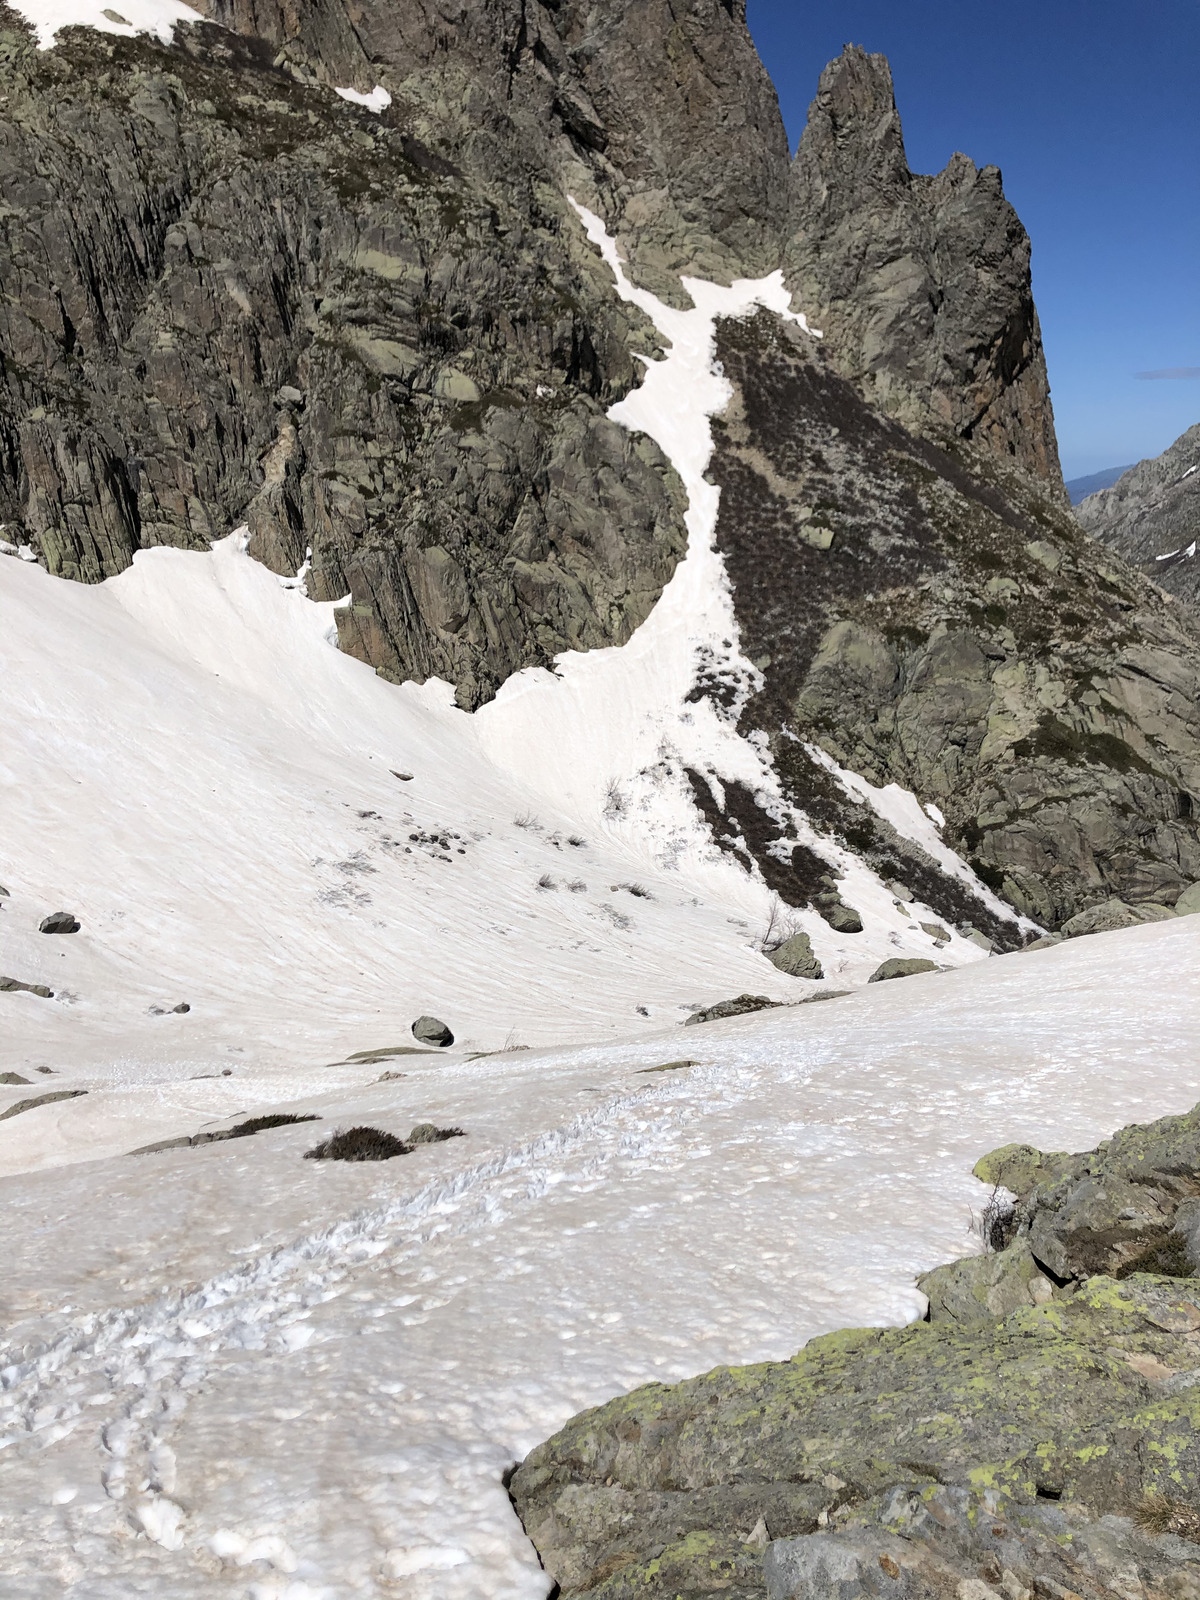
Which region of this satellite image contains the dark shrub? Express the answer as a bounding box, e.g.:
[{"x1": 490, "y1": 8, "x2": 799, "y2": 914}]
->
[{"x1": 306, "y1": 1126, "x2": 411, "y2": 1162}]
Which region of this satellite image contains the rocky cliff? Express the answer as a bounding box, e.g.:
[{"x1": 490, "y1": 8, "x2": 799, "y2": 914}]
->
[
  {"x1": 2, "y1": 2, "x2": 1199, "y2": 928},
  {"x1": 1077, "y1": 422, "x2": 1200, "y2": 609},
  {"x1": 511, "y1": 1100, "x2": 1200, "y2": 1600},
  {"x1": 785, "y1": 46, "x2": 1063, "y2": 488},
  {"x1": 710, "y1": 314, "x2": 1200, "y2": 931}
]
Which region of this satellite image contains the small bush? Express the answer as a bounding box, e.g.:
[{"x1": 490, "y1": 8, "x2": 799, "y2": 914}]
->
[
  {"x1": 537, "y1": 873, "x2": 557, "y2": 890},
  {"x1": 515, "y1": 811, "x2": 540, "y2": 830},
  {"x1": 568, "y1": 879, "x2": 587, "y2": 892},
  {"x1": 223, "y1": 1113, "x2": 319, "y2": 1141},
  {"x1": 305, "y1": 1126, "x2": 411, "y2": 1162},
  {"x1": 621, "y1": 882, "x2": 652, "y2": 900},
  {"x1": 1136, "y1": 1493, "x2": 1200, "y2": 1541},
  {"x1": 970, "y1": 1184, "x2": 1017, "y2": 1253},
  {"x1": 603, "y1": 780, "x2": 627, "y2": 819},
  {"x1": 568, "y1": 836, "x2": 587, "y2": 848},
  {"x1": 1115, "y1": 1231, "x2": 1195, "y2": 1280}
]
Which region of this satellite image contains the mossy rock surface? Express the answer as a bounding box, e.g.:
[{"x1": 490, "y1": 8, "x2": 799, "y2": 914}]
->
[
  {"x1": 512, "y1": 1277, "x2": 1200, "y2": 1598},
  {"x1": 513, "y1": 1095, "x2": 1200, "y2": 1599}
]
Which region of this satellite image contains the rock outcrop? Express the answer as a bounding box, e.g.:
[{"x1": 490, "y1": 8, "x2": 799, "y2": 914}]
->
[
  {"x1": 1, "y1": 7, "x2": 1195, "y2": 932},
  {"x1": 510, "y1": 1101, "x2": 1200, "y2": 1600},
  {"x1": 710, "y1": 313, "x2": 1200, "y2": 930},
  {"x1": 1076, "y1": 422, "x2": 1200, "y2": 609},
  {"x1": 785, "y1": 47, "x2": 1063, "y2": 489},
  {"x1": 0, "y1": 8, "x2": 695, "y2": 708}
]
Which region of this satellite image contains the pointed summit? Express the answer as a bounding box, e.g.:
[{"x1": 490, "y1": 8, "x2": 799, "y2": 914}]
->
[{"x1": 786, "y1": 45, "x2": 1064, "y2": 489}]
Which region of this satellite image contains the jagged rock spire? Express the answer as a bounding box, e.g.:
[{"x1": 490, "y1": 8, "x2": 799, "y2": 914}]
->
[{"x1": 785, "y1": 45, "x2": 1064, "y2": 489}]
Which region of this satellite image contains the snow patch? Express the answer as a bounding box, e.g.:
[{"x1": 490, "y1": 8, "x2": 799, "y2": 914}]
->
[
  {"x1": 9, "y1": 0, "x2": 201, "y2": 48},
  {"x1": 804, "y1": 743, "x2": 1036, "y2": 932},
  {"x1": 334, "y1": 85, "x2": 392, "y2": 113}
]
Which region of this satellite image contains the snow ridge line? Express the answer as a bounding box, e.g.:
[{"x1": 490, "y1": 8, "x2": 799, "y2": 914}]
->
[{"x1": 0, "y1": 1056, "x2": 786, "y2": 1448}]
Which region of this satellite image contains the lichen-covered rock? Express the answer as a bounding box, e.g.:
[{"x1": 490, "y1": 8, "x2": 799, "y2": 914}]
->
[
  {"x1": 765, "y1": 1483, "x2": 1200, "y2": 1600},
  {"x1": 766, "y1": 932, "x2": 823, "y2": 980},
  {"x1": 512, "y1": 1099, "x2": 1200, "y2": 1599},
  {"x1": 985, "y1": 1103, "x2": 1200, "y2": 1285},
  {"x1": 918, "y1": 1240, "x2": 1056, "y2": 1326},
  {"x1": 511, "y1": 1274, "x2": 1200, "y2": 1599},
  {"x1": 868, "y1": 958, "x2": 938, "y2": 983}
]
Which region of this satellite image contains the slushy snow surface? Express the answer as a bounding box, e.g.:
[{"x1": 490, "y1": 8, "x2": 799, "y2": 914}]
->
[
  {"x1": 5, "y1": 927, "x2": 1200, "y2": 1598},
  {"x1": 3, "y1": 212, "x2": 1193, "y2": 1595}
]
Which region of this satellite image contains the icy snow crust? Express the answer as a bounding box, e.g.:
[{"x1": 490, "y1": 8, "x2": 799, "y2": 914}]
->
[{"x1": 0, "y1": 212, "x2": 1162, "y2": 1594}]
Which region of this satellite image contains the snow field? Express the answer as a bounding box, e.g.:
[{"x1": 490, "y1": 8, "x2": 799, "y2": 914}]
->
[
  {"x1": 1, "y1": 213, "x2": 995, "y2": 1174},
  {"x1": 3, "y1": 918, "x2": 1200, "y2": 1596},
  {"x1": 0, "y1": 204, "x2": 1121, "y2": 1598}
]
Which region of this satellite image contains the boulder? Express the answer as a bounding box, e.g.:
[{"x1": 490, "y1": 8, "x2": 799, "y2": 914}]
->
[
  {"x1": 1022, "y1": 932, "x2": 1064, "y2": 950},
  {"x1": 684, "y1": 994, "x2": 783, "y2": 1025},
  {"x1": 765, "y1": 1483, "x2": 1200, "y2": 1600},
  {"x1": 512, "y1": 1272, "x2": 1200, "y2": 1599},
  {"x1": 0, "y1": 976, "x2": 53, "y2": 998},
  {"x1": 1175, "y1": 882, "x2": 1200, "y2": 916},
  {"x1": 976, "y1": 1104, "x2": 1200, "y2": 1284},
  {"x1": 411, "y1": 1015, "x2": 454, "y2": 1048},
  {"x1": 918, "y1": 1240, "x2": 1056, "y2": 1325},
  {"x1": 766, "y1": 933, "x2": 823, "y2": 980},
  {"x1": 821, "y1": 902, "x2": 863, "y2": 934},
  {"x1": 1061, "y1": 897, "x2": 1176, "y2": 938},
  {"x1": 0, "y1": 1089, "x2": 87, "y2": 1120},
  {"x1": 918, "y1": 921, "x2": 950, "y2": 943},
  {"x1": 867, "y1": 958, "x2": 938, "y2": 983},
  {"x1": 39, "y1": 911, "x2": 80, "y2": 934},
  {"x1": 0, "y1": 1072, "x2": 32, "y2": 1085},
  {"x1": 511, "y1": 1098, "x2": 1200, "y2": 1599}
]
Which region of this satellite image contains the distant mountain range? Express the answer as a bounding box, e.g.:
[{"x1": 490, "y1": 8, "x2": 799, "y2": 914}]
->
[{"x1": 1065, "y1": 464, "x2": 1136, "y2": 503}]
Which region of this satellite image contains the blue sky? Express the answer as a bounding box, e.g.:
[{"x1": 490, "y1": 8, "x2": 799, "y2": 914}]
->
[{"x1": 747, "y1": 1, "x2": 1200, "y2": 480}]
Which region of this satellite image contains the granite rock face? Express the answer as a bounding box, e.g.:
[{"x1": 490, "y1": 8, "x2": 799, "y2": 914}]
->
[
  {"x1": 785, "y1": 47, "x2": 1063, "y2": 490},
  {"x1": 709, "y1": 312, "x2": 1200, "y2": 931},
  {"x1": 1, "y1": 9, "x2": 1195, "y2": 930},
  {"x1": 1076, "y1": 422, "x2": 1200, "y2": 610},
  {"x1": 511, "y1": 1101, "x2": 1200, "y2": 1600},
  {"x1": 0, "y1": 10, "x2": 698, "y2": 708}
]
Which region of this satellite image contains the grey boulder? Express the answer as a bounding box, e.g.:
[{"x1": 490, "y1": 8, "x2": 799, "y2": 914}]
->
[
  {"x1": 39, "y1": 911, "x2": 80, "y2": 934},
  {"x1": 411, "y1": 1015, "x2": 454, "y2": 1048},
  {"x1": 766, "y1": 933, "x2": 823, "y2": 980},
  {"x1": 1060, "y1": 898, "x2": 1175, "y2": 938},
  {"x1": 0, "y1": 976, "x2": 53, "y2": 998},
  {"x1": 867, "y1": 958, "x2": 938, "y2": 983},
  {"x1": 820, "y1": 902, "x2": 863, "y2": 934}
]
